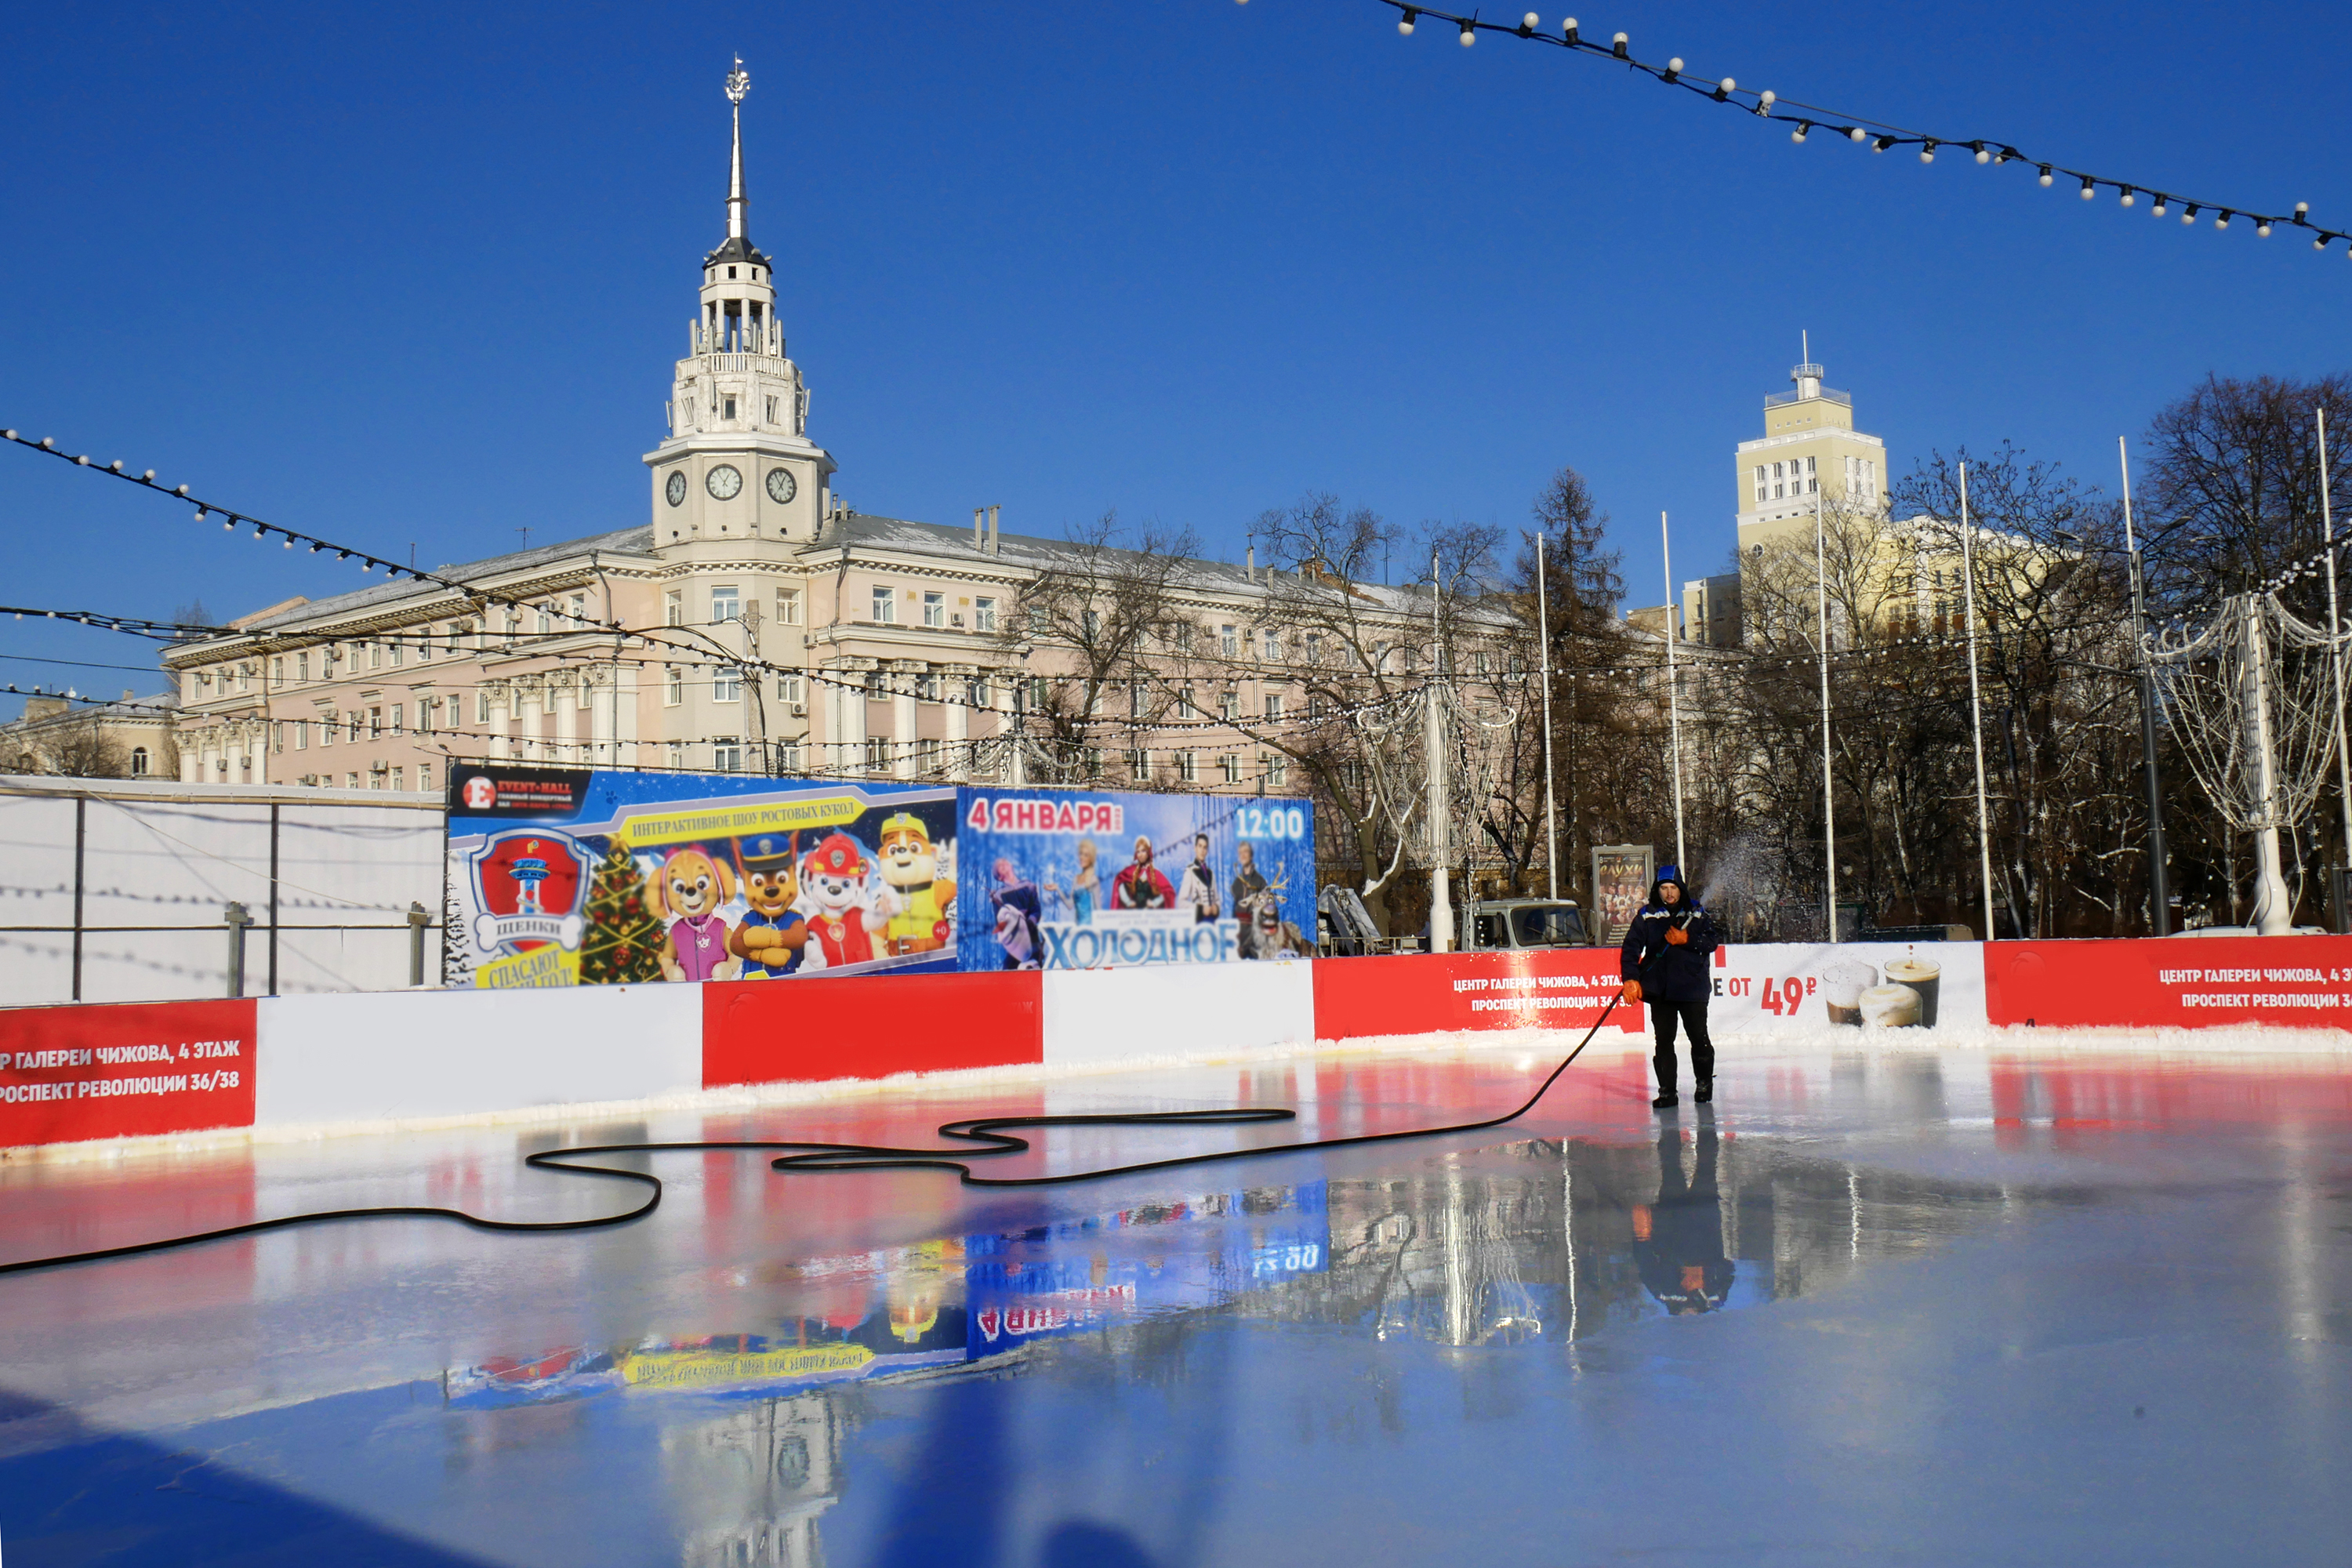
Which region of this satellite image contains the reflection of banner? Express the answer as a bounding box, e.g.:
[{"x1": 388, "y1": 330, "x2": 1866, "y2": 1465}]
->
[
  {"x1": 446, "y1": 769, "x2": 956, "y2": 989},
  {"x1": 956, "y1": 789, "x2": 1316, "y2": 972}
]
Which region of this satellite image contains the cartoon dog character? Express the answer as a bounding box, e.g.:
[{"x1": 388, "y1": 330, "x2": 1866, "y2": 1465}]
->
[
  {"x1": 646, "y1": 846, "x2": 739, "y2": 982},
  {"x1": 728, "y1": 833, "x2": 809, "y2": 978},
  {"x1": 875, "y1": 811, "x2": 956, "y2": 955},
  {"x1": 797, "y1": 831, "x2": 893, "y2": 971}
]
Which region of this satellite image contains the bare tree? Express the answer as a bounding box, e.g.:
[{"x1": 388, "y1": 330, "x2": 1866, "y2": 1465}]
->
[{"x1": 1000, "y1": 512, "x2": 1198, "y2": 786}]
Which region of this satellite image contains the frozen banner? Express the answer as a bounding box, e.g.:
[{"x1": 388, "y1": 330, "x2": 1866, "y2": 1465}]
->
[
  {"x1": 956, "y1": 789, "x2": 1317, "y2": 971},
  {"x1": 446, "y1": 765, "x2": 958, "y2": 989}
]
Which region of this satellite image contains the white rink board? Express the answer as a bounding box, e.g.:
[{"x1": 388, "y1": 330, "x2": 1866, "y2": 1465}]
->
[
  {"x1": 257, "y1": 985, "x2": 701, "y2": 1126},
  {"x1": 1042, "y1": 961, "x2": 1316, "y2": 1067}
]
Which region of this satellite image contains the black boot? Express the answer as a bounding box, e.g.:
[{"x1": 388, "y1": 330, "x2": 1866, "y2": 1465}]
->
[
  {"x1": 1693, "y1": 1080, "x2": 1713, "y2": 1105},
  {"x1": 1651, "y1": 1088, "x2": 1679, "y2": 1110}
]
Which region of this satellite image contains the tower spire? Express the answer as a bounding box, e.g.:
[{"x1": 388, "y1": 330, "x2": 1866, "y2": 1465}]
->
[{"x1": 725, "y1": 57, "x2": 750, "y2": 245}]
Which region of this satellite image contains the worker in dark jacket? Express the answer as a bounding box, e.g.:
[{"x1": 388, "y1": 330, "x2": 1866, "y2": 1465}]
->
[{"x1": 1618, "y1": 864, "x2": 1719, "y2": 1110}]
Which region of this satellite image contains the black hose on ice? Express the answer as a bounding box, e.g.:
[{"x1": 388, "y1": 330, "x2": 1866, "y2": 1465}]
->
[{"x1": 0, "y1": 993, "x2": 1624, "y2": 1278}]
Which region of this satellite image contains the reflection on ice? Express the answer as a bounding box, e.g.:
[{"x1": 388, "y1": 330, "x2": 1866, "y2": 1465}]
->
[{"x1": 6, "y1": 1040, "x2": 2352, "y2": 1566}]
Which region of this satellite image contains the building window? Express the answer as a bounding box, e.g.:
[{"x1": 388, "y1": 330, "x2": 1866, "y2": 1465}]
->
[
  {"x1": 974, "y1": 597, "x2": 997, "y2": 633},
  {"x1": 541, "y1": 684, "x2": 556, "y2": 716},
  {"x1": 292, "y1": 719, "x2": 308, "y2": 750},
  {"x1": 1219, "y1": 688, "x2": 1238, "y2": 721},
  {"x1": 872, "y1": 587, "x2": 895, "y2": 623},
  {"x1": 665, "y1": 667, "x2": 684, "y2": 706},
  {"x1": 129, "y1": 746, "x2": 150, "y2": 776},
  {"x1": 919, "y1": 673, "x2": 942, "y2": 702},
  {"x1": 713, "y1": 667, "x2": 742, "y2": 703},
  {"x1": 321, "y1": 713, "x2": 337, "y2": 746},
  {"x1": 1127, "y1": 748, "x2": 1149, "y2": 779},
  {"x1": 776, "y1": 588, "x2": 803, "y2": 626},
  {"x1": 1220, "y1": 624, "x2": 1238, "y2": 658},
  {"x1": 390, "y1": 766, "x2": 405, "y2": 791},
  {"x1": 667, "y1": 742, "x2": 684, "y2": 769},
  {"x1": 368, "y1": 706, "x2": 383, "y2": 740},
  {"x1": 710, "y1": 586, "x2": 740, "y2": 624},
  {"x1": 346, "y1": 771, "x2": 359, "y2": 789},
  {"x1": 866, "y1": 670, "x2": 887, "y2": 699},
  {"x1": 777, "y1": 744, "x2": 801, "y2": 773},
  {"x1": 1026, "y1": 676, "x2": 1047, "y2": 710},
  {"x1": 576, "y1": 677, "x2": 591, "y2": 710},
  {"x1": 666, "y1": 591, "x2": 684, "y2": 626},
  {"x1": 713, "y1": 738, "x2": 743, "y2": 771},
  {"x1": 1220, "y1": 753, "x2": 1240, "y2": 785},
  {"x1": 1178, "y1": 750, "x2": 1198, "y2": 783},
  {"x1": 723, "y1": 396, "x2": 738, "y2": 421},
  {"x1": 918, "y1": 737, "x2": 942, "y2": 773},
  {"x1": 864, "y1": 737, "x2": 891, "y2": 771},
  {"x1": 777, "y1": 672, "x2": 804, "y2": 705},
  {"x1": 1263, "y1": 692, "x2": 1283, "y2": 721},
  {"x1": 1261, "y1": 627, "x2": 1280, "y2": 661},
  {"x1": 391, "y1": 703, "x2": 405, "y2": 734},
  {"x1": 923, "y1": 591, "x2": 946, "y2": 628},
  {"x1": 1180, "y1": 684, "x2": 1197, "y2": 717},
  {"x1": 1265, "y1": 753, "x2": 1288, "y2": 787},
  {"x1": 1754, "y1": 465, "x2": 1768, "y2": 504},
  {"x1": 969, "y1": 677, "x2": 992, "y2": 710},
  {"x1": 765, "y1": 396, "x2": 779, "y2": 424}
]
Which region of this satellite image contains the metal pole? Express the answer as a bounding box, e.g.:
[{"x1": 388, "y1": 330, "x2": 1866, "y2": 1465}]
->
[
  {"x1": 1961, "y1": 466, "x2": 1998, "y2": 941},
  {"x1": 267, "y1": 799, "x2": 281, "y2": 996},
  {"x1": 2118, "y1": 437, "x2": 2170, "y2": 935},
  {"x1": 2317, "y1": 408, "x2": 2352, "y2": 931},
  {"x1": 1428, "y1": 550, "x2": 1454, "y2": 953},
  {"x1": 1535, "y1": 531, "x2": 1559, "y2": 900},
  {"x1": 2245, "y1": 594, "x2": 2292, "y2": 934},
  {"x1": 408, "y1": 901, "x2": 430, "y2": 987},
  {"x1": 1661, "y1": 510, "x2": 1687, "y2": 869},
  {"x1": 223, "y1": 902, "x2": 252, "y2": 999},
  {"x1": 1813, "y1": 488, "x2": 1838, "y2": 942},
  {"x1": 71, "y1": 793, "x2": 85, "y2": 1001}
]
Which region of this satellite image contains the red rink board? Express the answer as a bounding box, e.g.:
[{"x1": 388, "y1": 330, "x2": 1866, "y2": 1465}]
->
[
  {"x1": 702, "y1": 969, "x2": 1044, "y2": 1088},
  {"x1": 1310, "y1": 949, "x2": 1643, "y2": 1041},
  {"x1": 1984, "y1": 935, "x2": 2352, "y2": 1029},
  {"x1": 0, "y1": 999, "x2": 257, "y2": 1145}
]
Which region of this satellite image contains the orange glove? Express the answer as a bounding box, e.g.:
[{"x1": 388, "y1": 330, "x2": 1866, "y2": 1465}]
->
[
  {"x1": 1664, "y1": 924, "x2": 1690, "y2": 946},
  {"x1": 1621, "y1": 979, "x2": 1642, "y2": 1004}
]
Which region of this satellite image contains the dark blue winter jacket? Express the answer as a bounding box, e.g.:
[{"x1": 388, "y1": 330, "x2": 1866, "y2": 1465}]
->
[{"x1": 1619, "y1": 876, "x2": 1719, "y2": 1004}]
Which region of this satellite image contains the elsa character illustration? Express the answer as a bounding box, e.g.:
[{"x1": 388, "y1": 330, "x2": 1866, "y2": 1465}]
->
[{"x1": 1070, "y1": 838, "x2": 1099, "y2": 925}]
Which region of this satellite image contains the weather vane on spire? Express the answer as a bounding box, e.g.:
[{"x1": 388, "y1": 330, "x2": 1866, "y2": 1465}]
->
[{"x1": 726, "y1": 56, "x2": 749, "y2": 105}]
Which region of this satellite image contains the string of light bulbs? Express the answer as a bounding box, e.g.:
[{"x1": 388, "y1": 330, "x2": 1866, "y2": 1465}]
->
[{"x1": 1374, "y1": 5, "x2": 2343, "y2": 259}]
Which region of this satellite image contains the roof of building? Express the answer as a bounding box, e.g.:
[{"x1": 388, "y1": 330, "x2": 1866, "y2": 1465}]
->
[{"x1": 224, "y1": 524, "x2": 658, "y2": 634}]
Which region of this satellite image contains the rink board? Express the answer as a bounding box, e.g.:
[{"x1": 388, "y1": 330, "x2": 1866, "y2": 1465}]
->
[{"x1": 6, "y1": 936, "x2": 2352, "y2": 1148}]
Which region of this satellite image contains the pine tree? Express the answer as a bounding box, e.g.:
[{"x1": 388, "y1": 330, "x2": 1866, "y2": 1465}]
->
[{"x1": 578, "y1": 842, "x2": 666, "y2": 985}]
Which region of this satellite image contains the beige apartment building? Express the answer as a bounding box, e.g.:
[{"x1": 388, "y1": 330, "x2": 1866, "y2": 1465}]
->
[{"x1": 165, "y1": 69, "x2": 1470, "y2": 794}]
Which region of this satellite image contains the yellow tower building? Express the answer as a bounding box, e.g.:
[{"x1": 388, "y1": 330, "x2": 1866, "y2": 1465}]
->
[{"x1": 1733, "y1": 350, "x2": 1889, "y2": 558}]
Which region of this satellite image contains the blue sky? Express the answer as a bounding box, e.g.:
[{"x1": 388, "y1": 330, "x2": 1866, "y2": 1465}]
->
[{"x1": 4, "y1": 1, "x2": 2348, "y2": 717}]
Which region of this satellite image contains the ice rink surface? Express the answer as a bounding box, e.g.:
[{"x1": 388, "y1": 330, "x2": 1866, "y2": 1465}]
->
[{"x1": 2, "y1": 1031, "x2": 2350, "y2": 1566}]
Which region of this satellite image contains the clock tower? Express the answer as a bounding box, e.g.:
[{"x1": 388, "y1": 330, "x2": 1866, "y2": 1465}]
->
[{"x1": 644, "y1": 60, "x2": 836, "y2": 553}]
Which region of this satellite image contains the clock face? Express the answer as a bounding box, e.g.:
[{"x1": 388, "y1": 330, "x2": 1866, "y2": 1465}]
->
[
  {"x1": 706, "y1": 464, "x2": 743, "y2": 501},
  {"x1": 765, "y1": 467, "x2": 797, "y2": 504},
  {"x1": 664, "y1": 470, "x2": 687, "y2": 507}
]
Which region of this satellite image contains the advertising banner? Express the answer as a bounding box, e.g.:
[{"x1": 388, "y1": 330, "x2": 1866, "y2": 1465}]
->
[
  {"x1": 1984, "y1": 934, "x2": 2352, "y2": 1029},
  {"x1": 446, "y1": 765, "x2": 959, "y2": 989},
  {"x1": 955, "y1": 788, "x2": 1316, "y2": 971},
  {"x1": 1311, "y1": 949, "x2": 1639, "y2": 1041},
  {"x1": 1708, "y1": 941, "x2": 1985, "y2": 1037},
  {"x1": 0, "y1": 998, "x2": 256, "y2": 1145}
]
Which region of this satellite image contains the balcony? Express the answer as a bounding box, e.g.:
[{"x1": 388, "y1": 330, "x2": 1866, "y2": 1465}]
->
[{"x1": 1766, "y1": 385, "x2": 1851, "y2": 408}]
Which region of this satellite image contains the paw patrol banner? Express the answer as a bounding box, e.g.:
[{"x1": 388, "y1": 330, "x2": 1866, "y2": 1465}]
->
[
  {"x1": 955, "y1": 787, "x2": 1317, "y2": 972},
  {"x1": 445, "y1": 766, "x2": 958, "y2": 989}
]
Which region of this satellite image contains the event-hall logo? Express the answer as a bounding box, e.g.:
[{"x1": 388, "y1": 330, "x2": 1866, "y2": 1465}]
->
[{"x1": 469, "y1": 830, "x2": 592, "y2": 953}]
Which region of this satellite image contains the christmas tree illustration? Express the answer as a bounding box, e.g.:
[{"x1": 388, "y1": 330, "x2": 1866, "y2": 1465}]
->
[{"x1": 578, "y1": 841, "x2": 666, "y2": 985}]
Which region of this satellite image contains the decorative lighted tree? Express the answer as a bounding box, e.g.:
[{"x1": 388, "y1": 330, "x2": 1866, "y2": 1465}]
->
[{"x1": 578, "y1": 842, "x2": 666, "y2": 985}]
